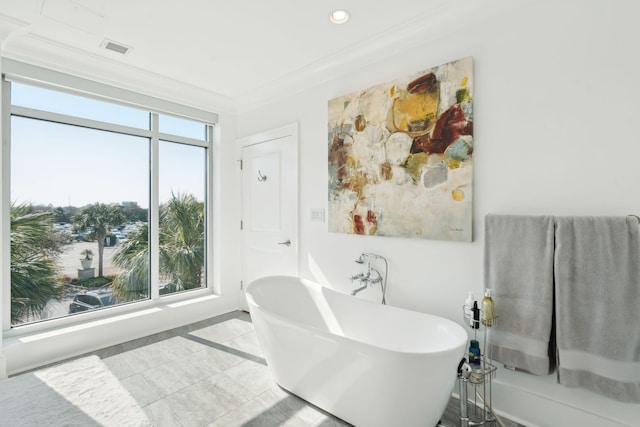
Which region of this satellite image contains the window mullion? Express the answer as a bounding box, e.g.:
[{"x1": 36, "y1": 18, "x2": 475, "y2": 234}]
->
[
  {"x1": 1, "y1": 79, "x2": 11, "y2": 332},
  {"x1": 206, "y1": 125, "x2": 214, "y2": 294},
  {"x1": 150, "y1": 114, "x2": 160, "y2": 300},
  {"x1": 157, "y1": 132, "x2": 208, "y2": 148},
  {"x1": 11, "y1": 106, "x2": 153, "y2": 139}
]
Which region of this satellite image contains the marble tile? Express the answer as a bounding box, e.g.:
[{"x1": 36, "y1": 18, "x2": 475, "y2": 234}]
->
[
  {"x1": 131, "y1": 338, "x2": 192, "y2": 367},
  {"x1": 199, "y1": 344, "x2": 247, "y2": 370},
  {"x1": 309, "y1": 416, "x2": 353, "y2": 427},
  {"x1": 152, "y1": 334, "x2": 203, "y2": 357},
  {"x1": 235, "y1": 311, "x2": 252, "y2": 322},
  {"x1": 163, "y1": 372, "x2": 254, "y2": 427},
  {"x1": 120, "y1": 329, "x2": 177, "y2": 352},
  {"x1": 177, "y1": 349, "x2": 224, "y2": 378},
  {"x1": 140, "y1": 355, "x2": 221, "y2": 399},
  {"x1": 188, "y1": 317, "x2": 255, "y2": 344},
  {"x1": 120, "y1": 373, "x2": 161, "y2": 407},
  {"x1": 224, "y1": 359, "x2": 276, "y2": 396},
  {"x1": 208, "y1": 396, "x2": 308, "y2": 427},
  {"x1": 166, "y1": 333, "x2": 213, "y2": 354},
  {"x1": 110, "y1": 346, "x2": 163, "y2": 375},
  {"x1": 90, "y1": 342, "x2": 126, "y2": 358},
  {"x1": 101, "y1": 352, "x2": 139, "y2": 379},
  {"x1": 257, "y1": 386, "x2": 325, "y2": 425},
  {"x1": 178, "y1": 312, "x2": 242, "y2": 334},
  {"x1": 181, "y1": 331, "x2": 265, "y2": 366},
  {"x1": 224, "y1": 330, "x2": 264, "y2": 358},
  {"x1": 144, "y1": 398, "x2": 184, "y2": 427}
]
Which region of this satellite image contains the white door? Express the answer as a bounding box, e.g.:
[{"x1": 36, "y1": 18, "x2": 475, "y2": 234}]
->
[{"x1": 240, "y1": 125, "x2": 298, "y2": 310}]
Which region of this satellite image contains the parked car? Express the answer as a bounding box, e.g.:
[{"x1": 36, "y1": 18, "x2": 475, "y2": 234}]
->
[
  {"x1": 68, "y1": 289, "x2": 116, "y2": 314},
  {"x1": 158, "y1": 282, "x2": 176, "y2": 295}
]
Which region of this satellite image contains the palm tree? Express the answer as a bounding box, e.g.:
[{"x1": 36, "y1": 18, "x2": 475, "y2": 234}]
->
[
  {"x1": 111, "y1": 223, "x2": 149, "y2": 301},
  {"x1": 72, "y1": 203, "x2": 124, "y2": 277},
  {"x1": 10, "y1": 203, "x2": 64, "y2": 323},
  {"x1": 159, "y1": 193, "x2": 205, "y2": 290},
  {"x1": 111, "y1": 193, "x2": 204, "y2": 301}
]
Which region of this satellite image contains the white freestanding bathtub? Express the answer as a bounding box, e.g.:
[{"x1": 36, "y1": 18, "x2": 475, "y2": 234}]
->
[{"x1": 246, "y1": 276, "x2": 468, "y2": 427}]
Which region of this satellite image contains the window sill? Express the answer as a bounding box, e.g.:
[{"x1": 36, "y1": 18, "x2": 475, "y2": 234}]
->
[
  {"x1": 2, "y1": 290, "x2": 237, "y2": 376},
  {"x1": 5, "y1": 286, "x2": 215, "y2": 337}
]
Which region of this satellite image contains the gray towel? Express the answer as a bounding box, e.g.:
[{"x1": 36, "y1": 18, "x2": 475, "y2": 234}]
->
[
  {"x1": 554, "y1": 216, "x2": 640, "y2": 403},
  {"x1": 485, "y1": 214, "x2": 555, "y2": 375}
]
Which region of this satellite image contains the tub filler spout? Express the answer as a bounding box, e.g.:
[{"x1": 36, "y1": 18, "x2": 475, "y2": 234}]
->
[{"x1": 351, "y1": 284, "x2": 368, "y2": 296}]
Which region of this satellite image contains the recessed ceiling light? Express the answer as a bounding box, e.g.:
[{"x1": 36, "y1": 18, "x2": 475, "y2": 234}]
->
[{"x1": 330, "y1": 9, "x2": 350, "y2": 25}]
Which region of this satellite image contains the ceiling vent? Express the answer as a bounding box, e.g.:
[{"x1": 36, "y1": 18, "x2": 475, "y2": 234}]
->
[{"x1": 101, "y1": 39, "x2": 131, "y2": 55}]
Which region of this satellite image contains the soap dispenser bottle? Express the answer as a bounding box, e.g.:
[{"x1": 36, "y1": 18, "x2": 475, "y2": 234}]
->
[
  {"x1": 472, "y1": 301, "x2": 480, "y2": 329},
  {"x1": 481, "y1": 288, "x2": 494, "y2": 327},
  {"x1": 464, "y1": 292, "x2": 475, "y2": 327},
  {"x1": 468, "y1": 339, "x2": 481, "y2": 365}
]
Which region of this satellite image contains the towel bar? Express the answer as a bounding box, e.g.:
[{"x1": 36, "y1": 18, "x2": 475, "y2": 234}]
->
[{"x1": 629, "y1": 214, "x2": 640, "y2": 224}]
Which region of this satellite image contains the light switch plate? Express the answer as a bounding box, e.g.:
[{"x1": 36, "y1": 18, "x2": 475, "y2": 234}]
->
[{"x1": 311, "y1": 208, "x2": 325, "y2": 222}]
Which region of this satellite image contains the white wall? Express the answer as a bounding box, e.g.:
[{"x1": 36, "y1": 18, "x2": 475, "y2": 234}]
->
[{"x1": 235, "y1": 2, "x2": 640, "y2": 426}]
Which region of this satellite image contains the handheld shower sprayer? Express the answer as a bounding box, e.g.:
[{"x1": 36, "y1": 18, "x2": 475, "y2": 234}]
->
[{"x1": 355, "y1": 253, "x2": 384, "y2": 263}]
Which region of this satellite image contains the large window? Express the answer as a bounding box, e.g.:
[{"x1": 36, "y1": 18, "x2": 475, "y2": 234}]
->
[{"x1": 6, "y1": 80, "x2": 213, "y2": 326}]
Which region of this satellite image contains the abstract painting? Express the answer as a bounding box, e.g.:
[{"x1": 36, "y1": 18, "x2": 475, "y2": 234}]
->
[{"x1": 328, "y1": 57, "x2": 473, "y2": 242}]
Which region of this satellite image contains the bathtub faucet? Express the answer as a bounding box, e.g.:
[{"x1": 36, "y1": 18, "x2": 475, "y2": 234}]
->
[
  {"x1": 350, "y1": 273, "x2": 366, "y2": 282},
  {"x1": 350, "y1": 253, "x2": 389, "y2": 304},
  {"x1": 349, "y1": 272, "x2": 370, "y2": 296},
  {"x1": 368, "y1": 272, "x2": 382, "y2": 285}
]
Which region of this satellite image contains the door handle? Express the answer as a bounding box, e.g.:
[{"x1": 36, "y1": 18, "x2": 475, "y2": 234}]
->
[{"x1": 277, "y1": 239, "x2": 291, "y2": 246}]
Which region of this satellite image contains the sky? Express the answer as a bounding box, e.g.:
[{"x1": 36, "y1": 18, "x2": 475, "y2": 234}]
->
[{"x1": 10, "y1": 83, "x2": 207, "y2": 209}]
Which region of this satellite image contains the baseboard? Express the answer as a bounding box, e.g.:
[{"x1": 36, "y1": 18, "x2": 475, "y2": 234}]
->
[
  {"x1": 453, "y1": 366, "x2": 638, "y2": 427},
  {"x1": 0, "y1": 353, "x2": 6, "y2": 379}
]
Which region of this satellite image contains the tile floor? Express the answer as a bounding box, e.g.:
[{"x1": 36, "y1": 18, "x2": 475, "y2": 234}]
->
[
  {"x1": 89, "y1": 311, "x2": 348, "y2": 426},
  {"x1": 82, "y1": 310, "x2": 518, "y2": 427}
]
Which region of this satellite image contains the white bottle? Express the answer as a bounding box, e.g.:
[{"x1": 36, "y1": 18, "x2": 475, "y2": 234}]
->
[{"x1": 464, "y1": 292, "x2": 475, "y2": 327}]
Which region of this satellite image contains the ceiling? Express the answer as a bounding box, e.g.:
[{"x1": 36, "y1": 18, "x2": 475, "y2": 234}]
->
[{"x1": 0, "y1": 0, "x2": 516, "y2": 112}]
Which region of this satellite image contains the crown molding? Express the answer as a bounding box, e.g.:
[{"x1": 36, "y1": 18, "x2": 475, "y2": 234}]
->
[
  {"x1": 234, "y1": 0, "x2": 519, "y2": 114},
  {"x1": 0, "y1": 13, "x2": 29, "y2": 42},
  {"x1": 1, "y1": 0, "x2": 522, "y2": 116},
  {"x1": 2, "y1": 32, "x2": 236, "y2": 114}
]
